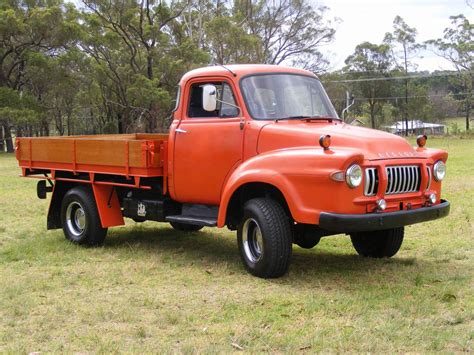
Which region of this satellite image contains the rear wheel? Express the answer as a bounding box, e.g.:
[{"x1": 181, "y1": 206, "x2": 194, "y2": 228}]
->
[
  {"x1": 237, "y1": 198, "x2": 292, "y2": 278},
  {"x1": 61, "y1": 186, "x2": 107, "y2": 246},
  {"x1": 350, "y1": 227, "x2": 404, "y2": 258},
  {"x1": 170, "y1": 222, "x2": 203, "y2": 232}
]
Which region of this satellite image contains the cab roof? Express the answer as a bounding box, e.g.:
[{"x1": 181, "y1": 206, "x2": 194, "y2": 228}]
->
[{"x1": 180, "y1": 64, "x2": 317, "y2": 84}]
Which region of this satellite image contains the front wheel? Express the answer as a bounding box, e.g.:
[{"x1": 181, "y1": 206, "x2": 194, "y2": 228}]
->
[
  {"x1": 237, "y1": 198, "x2": 292, "y2": 278},
  {"x1": 61, "y1": 186, "x2": 107, "y2": 246},
  {"x1": 350, "y1": 227, "x2": 404, "y2": 258}
]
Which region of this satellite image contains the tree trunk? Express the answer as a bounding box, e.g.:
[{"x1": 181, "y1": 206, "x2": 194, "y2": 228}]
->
[
  {"x1": 404, "y1": 78, "x2": 409, "y2": 136},
  {"x1": 0, "y1": 124, "x2": 4, "y2": 152},
  {"x1": 117, "y1": 112, "x2": 123, "y2": 134},
  {"x1": 466, "y1": 102, "x2": 471, "y2": 131},
  {"x1": 4, "y1": 125, "x2": 14, "y2": 153},
  {"x1": 147, "y1": 54, "x2": 153, "y2": 80},
  {"x1": 369, "y1": 98, "x2": 376, "y2": 129}
]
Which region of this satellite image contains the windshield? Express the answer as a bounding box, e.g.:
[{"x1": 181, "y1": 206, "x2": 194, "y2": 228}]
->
[{"x1": 240, "y1": 74, "x2": 339, "y2": 120}]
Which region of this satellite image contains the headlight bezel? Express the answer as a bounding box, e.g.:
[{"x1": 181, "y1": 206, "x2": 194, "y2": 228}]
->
[
  {"x1": 346, "y1": 164, "x2": 363, "y2": 188},
  {"x1": 433, "y1": 160, "x2": 446, "y2": 181}
]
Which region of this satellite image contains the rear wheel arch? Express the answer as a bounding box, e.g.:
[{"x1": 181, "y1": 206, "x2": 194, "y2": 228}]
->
[{"x1": 224, "y1": 182, "x2": 293, "y2": 228}]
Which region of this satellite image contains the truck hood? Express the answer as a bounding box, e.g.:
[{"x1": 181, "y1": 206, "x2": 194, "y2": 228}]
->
[{"x1": 257, "y1": 121, "x2": 422, "y2": 160}]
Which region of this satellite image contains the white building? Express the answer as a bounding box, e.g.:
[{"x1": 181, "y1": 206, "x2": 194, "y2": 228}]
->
[{"x1": 384, "y1": 120, "x2": 445, "y2": 135}]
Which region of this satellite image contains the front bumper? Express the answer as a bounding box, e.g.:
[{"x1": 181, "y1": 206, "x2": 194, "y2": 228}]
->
[{"x1": 319, "y1": 199, "x2": 450, "y2": 233}]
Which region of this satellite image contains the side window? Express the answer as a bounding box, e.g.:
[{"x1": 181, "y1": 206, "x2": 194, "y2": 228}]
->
[
  {"x1": 172, "y1": 85, "x2": 181, "y2": 112},
  {"x1": 188, "y1": 82, "x2": 238, "y2": 118}
]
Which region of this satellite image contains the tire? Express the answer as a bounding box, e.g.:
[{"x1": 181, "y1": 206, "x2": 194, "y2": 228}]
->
[
  {"x1": 293, "y1": 226, "x2": 321, "y2": 249},
  {"x1": 350, "y1": 227, "x2": 404, "y2": 258},
  {"x1": 237, "y1": 198, "x2": 292, "y2": 278},
  {"x1": 295, "y1": 236, "x2": 320, "y2": 249},
  {"x1": 61, "y1": 186, "x2": 107, "y2": 246},
  {"x1": 170, "y1": 222, "x2": 204, "y2": 232}
]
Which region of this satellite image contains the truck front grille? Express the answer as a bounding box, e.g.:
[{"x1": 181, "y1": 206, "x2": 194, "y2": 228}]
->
[
  {"x1": 364, "y1": 168, "x2": 378, "y2": 196},
  {"x1": 364, "y1": 165, "x2": 422, "y2": 196},
  {"x1": 385, "y1": 165, "x2": 421, "y2": 195}
]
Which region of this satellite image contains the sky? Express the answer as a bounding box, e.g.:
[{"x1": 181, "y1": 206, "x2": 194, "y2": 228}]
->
[{"x1": 320, "y1": 0, "x2": 473, "y2": 72}]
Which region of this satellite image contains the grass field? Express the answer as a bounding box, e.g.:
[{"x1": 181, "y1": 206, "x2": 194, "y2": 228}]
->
[
  {"x1": 445, "y1": 117, "x2": 471, "y2": 133},
  {"x1": 0, "y1": 137, "x2": 473, "y2": 352}
]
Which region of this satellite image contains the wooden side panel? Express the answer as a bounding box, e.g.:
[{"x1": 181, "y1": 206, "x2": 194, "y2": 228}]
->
[
  {"x1": 129, "y1": 140, "x2": 145, "y2": 167},
  {"x1": 31, "y1": 139, "x2": 72, "y2": 163},
  {"x1": 16, "y1": 134, "x2": 168, "y2": 177},
  {"x1": 76, "y1": 140, "x2": 126, "y2": 166}
]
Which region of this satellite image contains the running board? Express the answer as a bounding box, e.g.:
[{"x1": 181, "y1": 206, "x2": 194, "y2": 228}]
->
[
  {"x1": 165, "y1": 204, "x2": 218, "y2": 227},
  {"x1": 165, "y1": 215, "x2": 217, "y2": 227}
]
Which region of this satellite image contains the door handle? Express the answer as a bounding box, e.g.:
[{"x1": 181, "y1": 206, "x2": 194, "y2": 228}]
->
[{"x1": 176, "y1": 128, "x2": 187, "y2": 133}]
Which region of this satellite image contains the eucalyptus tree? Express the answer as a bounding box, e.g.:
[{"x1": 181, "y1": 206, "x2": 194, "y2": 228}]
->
[
  {"x1": 427, "y1": 15, "x2": 473, "y2": 130},
  {"x1": 80, "y1": 0, "x2": 209, "y2": 132},
  {"x1": 344, "y1": 42, "x2": 394, "y2": 129},
  {"x1": 232, "y1": 0, "x2": 336, "y2": 72},
  {"x1": 384, "y1": 16, "x2": 423, "y2": 135},
  {"x1": 0, "y1": 0, "x2": 80, "y2": 150}
]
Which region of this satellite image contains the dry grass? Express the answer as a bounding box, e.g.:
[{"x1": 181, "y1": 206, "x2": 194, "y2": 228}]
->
[{"x1": 0, "y1": 137, "x2": 473, "y2": 352}]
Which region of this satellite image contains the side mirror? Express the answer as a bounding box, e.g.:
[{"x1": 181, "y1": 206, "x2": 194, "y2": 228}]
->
[{"x1": 202, "y1": 84, "x2": 217, "y2": 112}]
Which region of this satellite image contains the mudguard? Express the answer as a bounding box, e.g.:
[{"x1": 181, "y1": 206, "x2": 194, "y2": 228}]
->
[{"x1": 217, "y1": 147, "x2": 364, "y2": 227}]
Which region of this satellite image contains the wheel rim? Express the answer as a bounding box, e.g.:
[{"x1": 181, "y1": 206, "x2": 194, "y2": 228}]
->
[
  {"x1": 66, "y1": 201, "x2": 86, "y2": 237},
  {"x1": 242, "y1": 218, "x2": 264, "y2": 263}
]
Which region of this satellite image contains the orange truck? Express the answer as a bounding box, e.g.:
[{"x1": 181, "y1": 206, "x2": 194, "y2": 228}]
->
[{"x1": 16, "y1": 64, "x2": 450, "y2": 278}]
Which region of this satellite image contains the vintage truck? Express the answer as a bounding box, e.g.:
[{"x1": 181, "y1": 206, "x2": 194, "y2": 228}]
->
[{"x1": 16, "y1": 64, "x2": 450, "y2": 278}]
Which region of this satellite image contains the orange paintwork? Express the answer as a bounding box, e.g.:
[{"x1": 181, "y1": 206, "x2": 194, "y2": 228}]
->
[
  {"x1": 92, "y1": 184, "x2": 124, "y2": 228},
  {"x1": 16, "y1": 64, "x2": 448, "y2": 230}
]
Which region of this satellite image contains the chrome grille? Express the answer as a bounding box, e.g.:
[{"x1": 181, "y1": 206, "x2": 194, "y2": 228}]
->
[
  {"x1": 426, "y1": 166, "x2": 432, "y2": 191},
  {"x1": 385, "y1": 165, "x2": 421, "y2": 195},
  {"x1": 364, "y1": 168, "x2": 378, "y2": 196}
]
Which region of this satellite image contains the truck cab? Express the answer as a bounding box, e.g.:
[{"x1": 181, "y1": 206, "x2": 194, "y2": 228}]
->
[{"x1": 16, "y1": 64, "x2": 450, "y2": 278}]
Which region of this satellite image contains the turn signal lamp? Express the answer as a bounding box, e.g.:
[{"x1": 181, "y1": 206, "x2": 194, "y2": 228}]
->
[
  {"x1": 319, "y1": 135, "x2": 331, "y2": 150},
  {"x1": 416, "y1": 135, "x2": 427, "y2": 148}
]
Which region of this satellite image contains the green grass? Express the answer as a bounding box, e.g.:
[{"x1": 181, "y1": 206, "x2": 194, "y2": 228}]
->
[
  {"x1": 445, "y1": 116, "x2": 470, "y2": 133},
  {"x1": 0, "y1": 138, "x2": 473, "y2": 352}
]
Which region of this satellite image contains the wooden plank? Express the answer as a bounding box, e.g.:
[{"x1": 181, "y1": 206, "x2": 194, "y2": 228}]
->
[
  {"x1": 75, "y1": 140, "x2": 126, "y2": 166},
  {"x1": 31, "y1": 139, "x2": 73, "y2": 164}
]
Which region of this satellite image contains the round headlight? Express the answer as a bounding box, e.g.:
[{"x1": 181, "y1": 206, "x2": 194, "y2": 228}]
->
[
  {"x1": 346, "y1": 164, "x2": 363, "y2": 188},
  {"x1": 433, "y1": 160, "x2": 446, "y2": 181}
]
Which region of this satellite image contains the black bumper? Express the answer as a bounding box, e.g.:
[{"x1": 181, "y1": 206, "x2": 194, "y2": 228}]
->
[{"x1": 319, "y1": 199, "x2": 450, "y2": 233}]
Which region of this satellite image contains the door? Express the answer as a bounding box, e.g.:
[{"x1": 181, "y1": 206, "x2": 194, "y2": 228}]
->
[{"x1": 173, "y1": 79, "x2": 243, "y2": 205}]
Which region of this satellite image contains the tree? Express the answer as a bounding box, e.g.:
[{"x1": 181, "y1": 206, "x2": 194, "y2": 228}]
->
[
  {"x1": 344, "y1": 42, "x2": 394, "y2": 128},
  {"x1": 384, "y1": 16, "x2": 423, "y2": 135},
  {"x1": 232, "y1": 0, "x2": 336, "y2": 71},
  {"x1": 80, "y1": 0, "x2": 209, "y2": 132},
  {"x1": 427, "y1": 15, "x2": 473, "y2": 131},
  {"x1": 0, "y1": 0, "x2": 79, "y2": 150}
]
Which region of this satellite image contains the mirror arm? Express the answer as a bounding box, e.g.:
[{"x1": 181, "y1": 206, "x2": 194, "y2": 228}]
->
[{"x1": 215, "y1": 98, "x2": 245, "y2": 130}]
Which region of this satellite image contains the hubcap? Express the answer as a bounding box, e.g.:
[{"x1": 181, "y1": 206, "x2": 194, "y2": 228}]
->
[
  {"x1": 66, "y1": 201, "x2": 86, "y2": 237},
  {"x1": 242, "y1": 218, "x2": 264, "y2": 263}
]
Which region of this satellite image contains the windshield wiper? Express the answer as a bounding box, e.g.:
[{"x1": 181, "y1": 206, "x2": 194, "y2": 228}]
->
[{"x1": 275, "y1": 115, "x2": 340, "y2": 122}]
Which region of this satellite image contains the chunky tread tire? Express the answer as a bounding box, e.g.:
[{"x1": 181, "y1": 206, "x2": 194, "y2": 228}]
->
[
  {"x1": 61, "y1": 186, "x2": 107, "y2": 246},
  {"x1": 237, "y1": 198, "x2": 292, "y2": 278},
  {"x1": 350, "y1": 227, "x2": 404, "y2": 258},
  {"x1": 170, "y1": 222, "x2": 204, "y2": 232}
]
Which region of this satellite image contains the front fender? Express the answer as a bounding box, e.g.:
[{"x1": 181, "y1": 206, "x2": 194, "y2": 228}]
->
[{"x1": 217, "y1": 147, "x2": 364, "y2": 227}]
